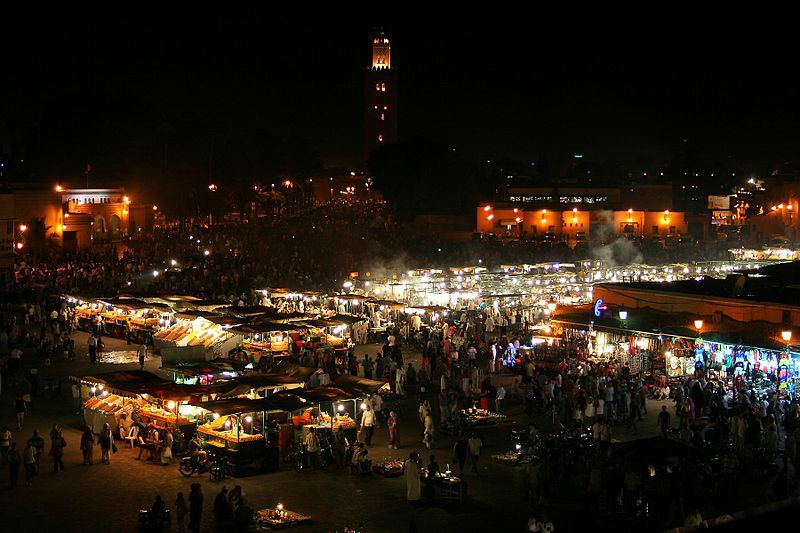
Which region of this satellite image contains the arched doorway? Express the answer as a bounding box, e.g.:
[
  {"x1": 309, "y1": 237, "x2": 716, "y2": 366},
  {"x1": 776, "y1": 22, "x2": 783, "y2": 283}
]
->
[
  {"x1": 109, "y1": 214, "x2": 121, "y2": 241},
  {"x1": 93, "y1": 216, "x2": 106, "y2": 242}
]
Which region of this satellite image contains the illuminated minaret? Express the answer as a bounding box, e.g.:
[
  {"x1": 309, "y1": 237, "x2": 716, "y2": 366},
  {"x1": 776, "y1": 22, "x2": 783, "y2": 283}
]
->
[{"x1": 364, "y1": 29, "x2": 398, "y2": 161}]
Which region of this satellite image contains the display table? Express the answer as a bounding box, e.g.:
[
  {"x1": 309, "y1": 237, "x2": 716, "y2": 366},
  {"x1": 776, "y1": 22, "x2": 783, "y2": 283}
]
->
[
  {"x1": 420, "y1": 469, "x2": 466, "y2": 502},
  {"x1": 256, "y1": 509, "x2": 312, "y2": 529}
]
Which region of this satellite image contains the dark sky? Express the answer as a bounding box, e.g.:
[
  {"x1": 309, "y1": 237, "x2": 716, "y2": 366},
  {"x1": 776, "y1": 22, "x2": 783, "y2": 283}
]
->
[{"x1": 1, "y1": 7, "x2": 796, "y2": 187}]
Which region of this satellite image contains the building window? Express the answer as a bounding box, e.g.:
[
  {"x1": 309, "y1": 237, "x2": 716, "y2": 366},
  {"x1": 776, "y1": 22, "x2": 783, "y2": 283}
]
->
[
  {"x1": 669, "y1": 226, "x2": 676, "y2": 233},
  {"x1": 378, "y1": 135, "x2": 383, "y2": 142},
  {"x1": 381, "y1": 83, "x2": 386, "y2": 92},
  {"x1": 375, "y1": 83, "x2": 381, "y2": 91},
  {"x1": 652, "y1": 226, "x2": 658, "y2": 235},
  {"x1": 380, "y1": 113, "x2": 385, "y2": 121}
]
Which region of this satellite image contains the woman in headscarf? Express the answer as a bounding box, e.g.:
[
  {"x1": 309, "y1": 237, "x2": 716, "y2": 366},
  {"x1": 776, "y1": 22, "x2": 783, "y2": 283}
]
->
[{"x1": 387, "y1": 411, "x2": 400, "y2": 450}]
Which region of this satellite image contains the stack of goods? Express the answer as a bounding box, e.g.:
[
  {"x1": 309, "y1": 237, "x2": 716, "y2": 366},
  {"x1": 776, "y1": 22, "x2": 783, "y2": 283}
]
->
[
  {"x1": 461, "y1": 408, "x2": 507, "y2": 426},
  {"x1": 84, "y1": 394, "x2": 124, "y2": 414},
  {"x1": 491, "y1": 451, "x2": 529, "y2": 465},
  {"x1": 256, "y1": 508, "x2": 312, "y2": 529},
  {"x1": 372, "y1": 459, "x2": 404, "y2": 477}
]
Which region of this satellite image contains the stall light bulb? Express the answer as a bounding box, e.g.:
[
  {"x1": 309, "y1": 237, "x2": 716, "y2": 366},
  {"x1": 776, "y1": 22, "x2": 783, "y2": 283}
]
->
[
  {"x1": 167, "y1": 400, "x2": 176, "y2": 410},
  {"x1": 102, "y1": 390, "x2": 109, "y2": 396},
  {"x1": 338, "y1": 404, "x2": 345, "y2": 412},
  {"x1": 97, "y1": 384, "x2": 104, "y2": 391},
  {"x1": 277, "y1": 503, "x2": 284, "y2": 511},
  {"x1": 212, "y1": 413, "x2": 220, "y2": 420},
  {"x1": 245, "y1": 415, "x2": 253, "y2": 423},
  {"x1": 360, "y1": 403, "x2": 367, "y2": 410},
  {"x1": 224, "y1": 419, "x2": 231, "y2": 429}
]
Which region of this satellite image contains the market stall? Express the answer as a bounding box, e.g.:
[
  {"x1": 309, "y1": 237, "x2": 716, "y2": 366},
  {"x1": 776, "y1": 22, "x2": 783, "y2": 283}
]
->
[
  {"x1": 191, "y1": 393, "x2": 311, "y2": 473},
  {"x1": 291, "y1": 387, "x2": 359, "y2": 444},
  {"x1": 153, "y1": 312, "x2": 241, "y2": 362},
  {"x1": 227, "y1": 322, "x2": 307, "y2": 364}
]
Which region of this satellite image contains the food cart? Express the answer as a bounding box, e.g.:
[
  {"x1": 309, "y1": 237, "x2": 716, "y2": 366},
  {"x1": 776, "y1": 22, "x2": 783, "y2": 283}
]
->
[
  {"x1": 191, "y1": 393, "x2": 311, "y2": 474},
  {"x1": 291, "y1": 387, "x2": 360, "y2": 444}
]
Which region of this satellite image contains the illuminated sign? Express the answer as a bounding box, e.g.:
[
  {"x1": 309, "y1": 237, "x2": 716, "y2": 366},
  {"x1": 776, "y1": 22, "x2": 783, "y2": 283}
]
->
[{"x1": 593, "y1": 298, "x2": 607, "y2": 317}]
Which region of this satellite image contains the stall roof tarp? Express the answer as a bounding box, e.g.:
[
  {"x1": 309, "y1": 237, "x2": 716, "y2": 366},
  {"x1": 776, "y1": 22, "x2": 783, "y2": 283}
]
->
[
  {"x1": 235, "y1": 373, "x2": 307, "y2": 388},
  {"x1": 333, "y1": 374, "x2": 386, "y2": 396},
  {"x1": 193, "y1": 393, "x2": 312, "y2": 415},
  {"x1": 293, "y1": 387, "x2": 355, "y2": 402},
  {"x1": 136, "y1": 382, "x2": 219, "y2": 401},
  {"x1": 298, "y1": 319, "x2": 340, "y2": 328},
  {"x1": 327, "y1": 314, "x2": 367, "y2": 324},
  {"x1": 230, "y1": 322, "x2": 305, "y2": 335},
  {"x1": 70, "y1": 370, "x2": 173, "y2": 396},
  {"x1": 225, "y1": 305, "x2": 278, "y2": 317},
  {"x1": 162, "y1": 361, "x2": 235, "y2": 375},
  {"x1": 174, "y1": 310, "x2": 226, "y2": 320},
  {"x1": 270, "y1": 362, "x2": 323, "y2": 381}
]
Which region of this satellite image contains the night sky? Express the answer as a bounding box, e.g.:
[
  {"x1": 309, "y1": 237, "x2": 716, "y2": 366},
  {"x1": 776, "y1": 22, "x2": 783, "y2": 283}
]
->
[{"x1": 1, "y1": 7, "x2": 796, "y2": 187}]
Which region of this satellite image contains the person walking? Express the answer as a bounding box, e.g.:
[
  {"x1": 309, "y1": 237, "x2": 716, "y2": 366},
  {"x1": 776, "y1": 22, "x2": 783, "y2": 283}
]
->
[
  {"x1": 15, "y1": 393, "x2": 28, "y2": 432},
  {"x1": 304, "y1": 428, "x2": 320, "y2": 469},
  {"x1": 189, "y1": 482, "x2": 204, "y2": 532},
  {"x1": 404, "y1": 452, "x2": 422, "y2": 503},
  {"x1": 88, "y1": 333, "x2": 97, "y2": 364},
  {"x1": 387, "y1": 411, "x2": 400, "y2": 449},
  {"x1": 453, "y1": 435, "x2": 468, "y2": 476},
  {"x1": 360, "y1": 404, "x2": 376, "y2": 447},
  {"x1": 0, "y1": 426, "x2": 11, "y2": 466},
  {"x1": 138, "y1": 342, "x2": 147, "y2": 370},
  {"x1": 467, "y1": 432, "x2": 483, "y2": 474},
  {"x1": 7, "y1": 442, "x2": 21, "y2": 487},
  {"x1": 28, "y1": 429, "x2": 45, "y2": 473},
  {"x1": 658, "y1": 405, "x2": 672, "y2": 438},
  {"x1": 80, "y1": 426, "x2": 95, "y2": 465},
  {"x1": 423, "y1": 413, "x2": 435, "y2": 449},
  {"x1": 50, "y1": 429, "x2": 66, "y2": 473},
  {"x1": 23, "y1": 441, "x2": 36, "y2": 486},
  {"x1": 496, "y1": 385, "x2": 506, "y2": 415},
  {"x1": 175, "y1": 492, "x2": 188, "y2": 531},
  {"x1": 99, "y1": 423, "x2": 113, "y2": 464}
]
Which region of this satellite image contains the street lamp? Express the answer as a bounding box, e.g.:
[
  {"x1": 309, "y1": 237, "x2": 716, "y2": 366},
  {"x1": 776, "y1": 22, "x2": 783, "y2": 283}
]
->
[
  {"x1": 694, "y1": 319, "x2": 703, "y2": 338},
  {"x1": 782, "y1": 330, "x2": 792, "y2": 344},
  {"x1": 618, "y1": 310, "x2": 628, "y2": 321}
]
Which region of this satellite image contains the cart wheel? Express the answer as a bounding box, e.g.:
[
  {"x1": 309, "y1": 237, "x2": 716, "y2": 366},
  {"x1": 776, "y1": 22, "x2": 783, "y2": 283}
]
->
[{"x1": 178, "y1": 460, "x2": 195, "y2": 477}]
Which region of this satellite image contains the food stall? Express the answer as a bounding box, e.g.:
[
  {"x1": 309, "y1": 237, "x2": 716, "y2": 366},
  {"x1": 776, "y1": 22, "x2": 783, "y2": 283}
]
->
[
  {"x1": 153, "y1": 312, "x2": 241, "y2": 362},
  {"x1": 71, "y1": 371, "x2": 175, "y2": 433},
  {"x1": 191, "y1": 393, "x2": 311, "y2": 473},
  {"x1": 228, "y1": 322, "x2": 305, "y2": 364},
  {"x1": 291, "y1": 387, "x2": 359, "y2": 444}
]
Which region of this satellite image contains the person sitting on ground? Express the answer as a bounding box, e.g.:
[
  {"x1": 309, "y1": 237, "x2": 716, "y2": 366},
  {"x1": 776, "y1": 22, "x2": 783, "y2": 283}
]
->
[{"x1": 351, "y1": 442, "x2": 371, "y2": 473}]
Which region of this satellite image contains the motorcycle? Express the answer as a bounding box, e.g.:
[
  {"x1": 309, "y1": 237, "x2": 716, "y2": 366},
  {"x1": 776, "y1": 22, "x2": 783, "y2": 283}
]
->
[{"x1": 179, "y1": 451, "x2": 231, "y2": 480}]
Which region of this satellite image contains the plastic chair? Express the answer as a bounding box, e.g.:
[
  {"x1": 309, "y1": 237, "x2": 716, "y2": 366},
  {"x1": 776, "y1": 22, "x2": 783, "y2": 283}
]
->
[{"x1": 124, "y1": 425, "x2": 139, "y2": 448}]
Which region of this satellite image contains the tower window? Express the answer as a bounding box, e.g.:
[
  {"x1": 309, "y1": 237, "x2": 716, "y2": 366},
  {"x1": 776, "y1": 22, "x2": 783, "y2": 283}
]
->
[
  {"x1": 378, "y1": 135, "x2": 383, "y2": 142},
  {"x1": 380, "y1": 83, "x2": 386, "y2": 92},
  {"x1": 380, "y1": 114, "x2": 385, "y2": 121}
]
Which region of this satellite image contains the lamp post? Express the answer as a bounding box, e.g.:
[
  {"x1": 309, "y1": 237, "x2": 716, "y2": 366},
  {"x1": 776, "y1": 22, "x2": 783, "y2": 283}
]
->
[
  {"x1": 782, "y1": 330, "x2": 792, "y2": 351},
  {"x1": 618, "y1": 309, "x2": 628, "y2": 329},
  {"x1": 694, "y1": 319, "x2": 703, "y2": 338}
]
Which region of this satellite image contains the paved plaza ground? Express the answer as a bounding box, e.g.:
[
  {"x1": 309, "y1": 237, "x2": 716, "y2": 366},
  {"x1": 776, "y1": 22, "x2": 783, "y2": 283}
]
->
[{"x1": 0, "y1": 333, "x2": 670, "y2": 532}]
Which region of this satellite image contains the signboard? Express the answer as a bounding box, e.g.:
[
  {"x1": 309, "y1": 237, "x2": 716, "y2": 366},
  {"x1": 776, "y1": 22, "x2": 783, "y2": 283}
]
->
[{"x1": 707, "y1": 195, "x2": 731, "y2": 210}]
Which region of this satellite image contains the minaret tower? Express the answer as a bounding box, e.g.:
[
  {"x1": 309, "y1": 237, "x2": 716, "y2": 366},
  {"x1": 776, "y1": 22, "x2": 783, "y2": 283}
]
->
[{"x1": 364, "y1": 29, "x2": 398, "y2": 162}]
